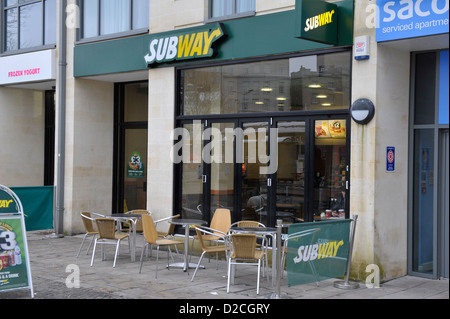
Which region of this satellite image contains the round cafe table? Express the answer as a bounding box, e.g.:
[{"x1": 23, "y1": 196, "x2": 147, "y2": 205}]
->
[{"x1": 169, "y1": 218, "x2": 207, "y2": 272}]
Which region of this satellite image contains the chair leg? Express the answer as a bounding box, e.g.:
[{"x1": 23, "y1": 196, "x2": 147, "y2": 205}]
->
[
  {"x1": 227, "y1": 259, "x2": 232, "y2": 293},
  {"x1": 76, "y1": 233, "x2": 88, "y2": 258},
  {"x1": 139, "y1": 243, "x2": 148, "y2": 274},
  {"x1": 113, "y1": 239, "x2": 121, "y2": 268},
  {"x1": 155, "y1": 246, "x2": 160, "y2": 279},
  {"x1": 257, "y1": 259, "x2": 261, "y2": 295},
  {"x1": 191, "y1": 251, "x2": 206, "y2": 282},
  {"x1": 168, "y1": 246, "x2": 175, "y2": 263},
  {"x1": 86, "y1": 235, "x2": 96, "y2": 255},
  {"x1": 90, "y1": 238, "x2": 98, "y2": 266}
]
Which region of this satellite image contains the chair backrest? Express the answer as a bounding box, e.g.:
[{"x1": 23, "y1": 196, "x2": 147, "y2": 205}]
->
[
  {"x1": 210, "y1": 208, "x2": 231, "y2": 234},
  {"x1": 236, "y1": 220, "x2": 265, "y2": 228},
  {"x1": 128, "y1": 210, "x2": 151, "y2": 232},
  {"x1": 80, "y1": 212, "x2": 97, "y2": 233},
  {"x1": 195, "y1": 227, "x2": 208, "y2": 251},
  {"x1": 167, "y1": 214, "x2": 180, "y2": 236},
  {"x1": 230, "y1": 233, "x2": 257, "y2": 259},
  {"x1": 95, "y1": 218, "x2": 117, "y2": 240},
  {"x1": 141, "y1": 214, "x2": 159, "y2": 244}
]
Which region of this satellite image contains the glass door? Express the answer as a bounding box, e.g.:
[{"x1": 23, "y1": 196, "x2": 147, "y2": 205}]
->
[
  {"x1": 313, "y1": 119, "x2": 349, "y2": 220},
  {"x1": 239, "y1": 120, "x2": 273, "y2": 225},
  {"x1": 175, "y1": 117, "x2": 350, "y2": 226},
  {"x1": 178, "y1": 121, "x2": 205, "y2": 221},
  {"x1": 275, "y1": 120, "x2": 307, "y2": 224},
  {"x1": 206, "y1": 121, "x2": 236, "y2": 223}
]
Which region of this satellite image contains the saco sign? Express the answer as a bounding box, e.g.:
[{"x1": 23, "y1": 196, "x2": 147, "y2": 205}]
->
[
  {"x1": 375, "y1": 0, "x2": 449, "y2": 42},
  {"x1": 145, "y1": 23, "x2": 225, "y2": 65}
]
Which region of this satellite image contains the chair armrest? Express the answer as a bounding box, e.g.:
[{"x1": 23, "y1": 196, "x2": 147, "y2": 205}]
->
[
  {"x1": 195, "y1": 226, "x2": 227, "y2": 240},
  {"x1": 155, "y1": 216, "x2": 175, "y2": 224}
]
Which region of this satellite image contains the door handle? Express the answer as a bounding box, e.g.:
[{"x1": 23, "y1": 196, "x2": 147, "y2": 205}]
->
[
  {"x1": 267, "y1": 178, "x2": 272, "y2": 187},
  {"x1": 202, "y1": 175, "x2": 207, "y2": 184}
]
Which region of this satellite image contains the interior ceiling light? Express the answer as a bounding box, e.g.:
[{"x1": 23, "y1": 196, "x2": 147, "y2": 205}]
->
[
  {"x1": 276, "y1": 97, "x2": 287, "y2": 101},
  {"x1": 308, "y1": 84, "x2": 322, "y2": 88},
  {"x1": 255, "y1": 101, "x2": 264, "y2": 105},
  {"x1": 261, "y1": 87, "x2": 273, "y2": 92},
  {"x1": 322, "y1": 103, "x2": 332, "y2": 106},
  {"x1": 316, "y1": 94, "x2": 328, "y2": 99}
]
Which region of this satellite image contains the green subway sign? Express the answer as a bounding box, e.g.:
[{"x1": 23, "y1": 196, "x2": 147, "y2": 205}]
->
[
  {"x1": 295, "y1": 0, "x2": 339, "y2": 45},
  {"x1": 144, "y1": 23, "x2": 226, "y2": 65}
]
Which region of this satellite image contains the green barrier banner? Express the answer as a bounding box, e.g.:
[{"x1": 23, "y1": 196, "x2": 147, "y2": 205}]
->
[
  {"x1": 286, "y1": 219, "x2": 352, "y2": 287},
  {"x1": 10, "y1": 186, "x2": 54, "y2": 231},
  {"x1": 0, "y1": 185, "x2": 34, "y2": 298}
]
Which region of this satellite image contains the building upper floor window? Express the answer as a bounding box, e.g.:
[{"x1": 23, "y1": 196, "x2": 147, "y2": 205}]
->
[
  {"x1": 81, "y1": 0, "x2": 149, "y2": 40},
  {"x1": 2, "y1": 0, "x2": 56, "y2": 53},
  {"x1": 210, "y1": 0, "x2": 255, "y2": 21}
]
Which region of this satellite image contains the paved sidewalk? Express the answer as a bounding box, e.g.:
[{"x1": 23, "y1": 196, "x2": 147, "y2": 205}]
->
[{"x1": 2, "y1": 230, "x2": 448, "y2": 300}]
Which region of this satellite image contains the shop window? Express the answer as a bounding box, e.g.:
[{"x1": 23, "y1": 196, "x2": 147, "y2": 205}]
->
[
  {"x1": 80, "y1": 0, "x2": 149, "y2": 40},
  {"x1": 209, "y1": 0, "x2": 255, "y2": 21},
  {"x1": 2, "y1": 0, "x2": 56, "y2": 53},
  {"x1": 313, "y1": 119, "x2": 347, "y2": 220},
  {"x1": 180, "y1": 51, "x2": 351, "y2": 115},
  {"x1": 414, "y1": 53, "x2": 436, "y2": 125}
]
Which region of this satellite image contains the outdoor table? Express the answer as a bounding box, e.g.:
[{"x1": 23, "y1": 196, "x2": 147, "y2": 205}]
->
[
  {"x1": 109, "y1": 213, "x2": 142, "y2": 262},
  {"x1": 169, "y1": 218, "x2": 207, "y2": 272},
  {"x1": 229, "y1": 226, "x2": 277, "y2": 285}
]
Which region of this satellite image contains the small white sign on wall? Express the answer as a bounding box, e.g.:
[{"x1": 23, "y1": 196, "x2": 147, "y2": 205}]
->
[{"x1": 0, "y1": 49, "x2": 56, "y2": 86}]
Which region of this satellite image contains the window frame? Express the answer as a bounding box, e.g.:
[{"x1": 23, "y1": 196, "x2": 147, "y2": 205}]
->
[
  {"x1": 76, "y1": 0, "x2": 149, "y2": 44},
  {"x1": 1, "y1": 0, "x2": 56, "y2": 55},
  {"x1": 206, "y1": 0, "x2": 255, "y2": 23}
]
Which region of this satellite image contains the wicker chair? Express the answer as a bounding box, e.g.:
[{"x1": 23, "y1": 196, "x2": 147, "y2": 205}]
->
[
  {"x1": 229, "y1": 220, "x2": 269, "y2": 276},
  {"x1": 147, "y1": 214, "x2": 181, "y2": 260},
  {"x1": 230, "y1": 220, "x2": 265, "y2": 228},
  {"x1": 155, "y1": 214, "x2": 180, "y2": 239},
  {"x1": 227, "y1": 233, "x2": 266, "y2": 295},
  {"x1": 191, "y1": 226, "x2": 228, "y2": 282},
  {"x1": 90, "y1": 218, "x2": 130, "y2": 268},
  {"x1": 76, "y1": 212, "x2": 105, "y2": 258},
  {"x1": 139, "y1": 214, "x2": 184, "y2": 278},
  {"x1": 191, "y1": 208, "x2": 231, "y2": 256},
  {"x1": 124, "y1": 209, "x2": 152, "y2": 232}
]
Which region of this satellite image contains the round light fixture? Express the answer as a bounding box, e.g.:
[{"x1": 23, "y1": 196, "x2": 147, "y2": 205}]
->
[{"x1": 350, "y1": 98, "x2": 375, "y2": 125}]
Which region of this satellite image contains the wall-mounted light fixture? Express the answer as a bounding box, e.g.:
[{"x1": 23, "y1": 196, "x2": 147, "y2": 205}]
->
[{"x1": 350, "y1": 98, "x2": 375, "y2": 124}]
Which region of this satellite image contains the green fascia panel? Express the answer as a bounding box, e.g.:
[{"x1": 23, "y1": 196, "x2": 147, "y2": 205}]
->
[{"x1": 74, "y1": 4, "x2": 353, "y2": 78}]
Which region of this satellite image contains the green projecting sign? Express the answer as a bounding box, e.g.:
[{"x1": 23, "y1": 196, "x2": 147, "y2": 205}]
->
[{"x1": 295, "y1": 0, "x2": 339, "y2": 45}]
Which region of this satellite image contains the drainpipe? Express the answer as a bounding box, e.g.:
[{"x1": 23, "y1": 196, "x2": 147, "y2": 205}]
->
[{"x1": 56, "y1": 0, "x2": 67, "y2": 236}]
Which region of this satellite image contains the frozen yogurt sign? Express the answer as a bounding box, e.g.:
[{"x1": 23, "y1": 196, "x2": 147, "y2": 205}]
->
[
  {"x1": 145, "y1": 23, "x2": 226, "y2": 66},
  {"x1": 0, "y1": 49, "x2": 56, "y2": 85},
  {"x1": 376, "y1": 0, "x2": 449, "y2": 42}
]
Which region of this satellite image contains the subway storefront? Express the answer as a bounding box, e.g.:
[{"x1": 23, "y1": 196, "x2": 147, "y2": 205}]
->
[
  {"x1": 74, "y1": 0, "x2": 354, "y2": 228},
  {"x1": 74, "y1": 0, "x2": 448, "y2": 282}
]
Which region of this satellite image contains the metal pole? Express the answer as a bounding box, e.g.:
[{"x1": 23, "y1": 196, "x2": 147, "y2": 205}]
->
[
  {"x1": 334, "y1": 214, "x2": 359, "y2": 289},
  {"x1": 267, "y1": 219, "x2": 288, "y2": 299},
  {"x1": 55, "y1": 0, "x2": 67, "y2": 236}
]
